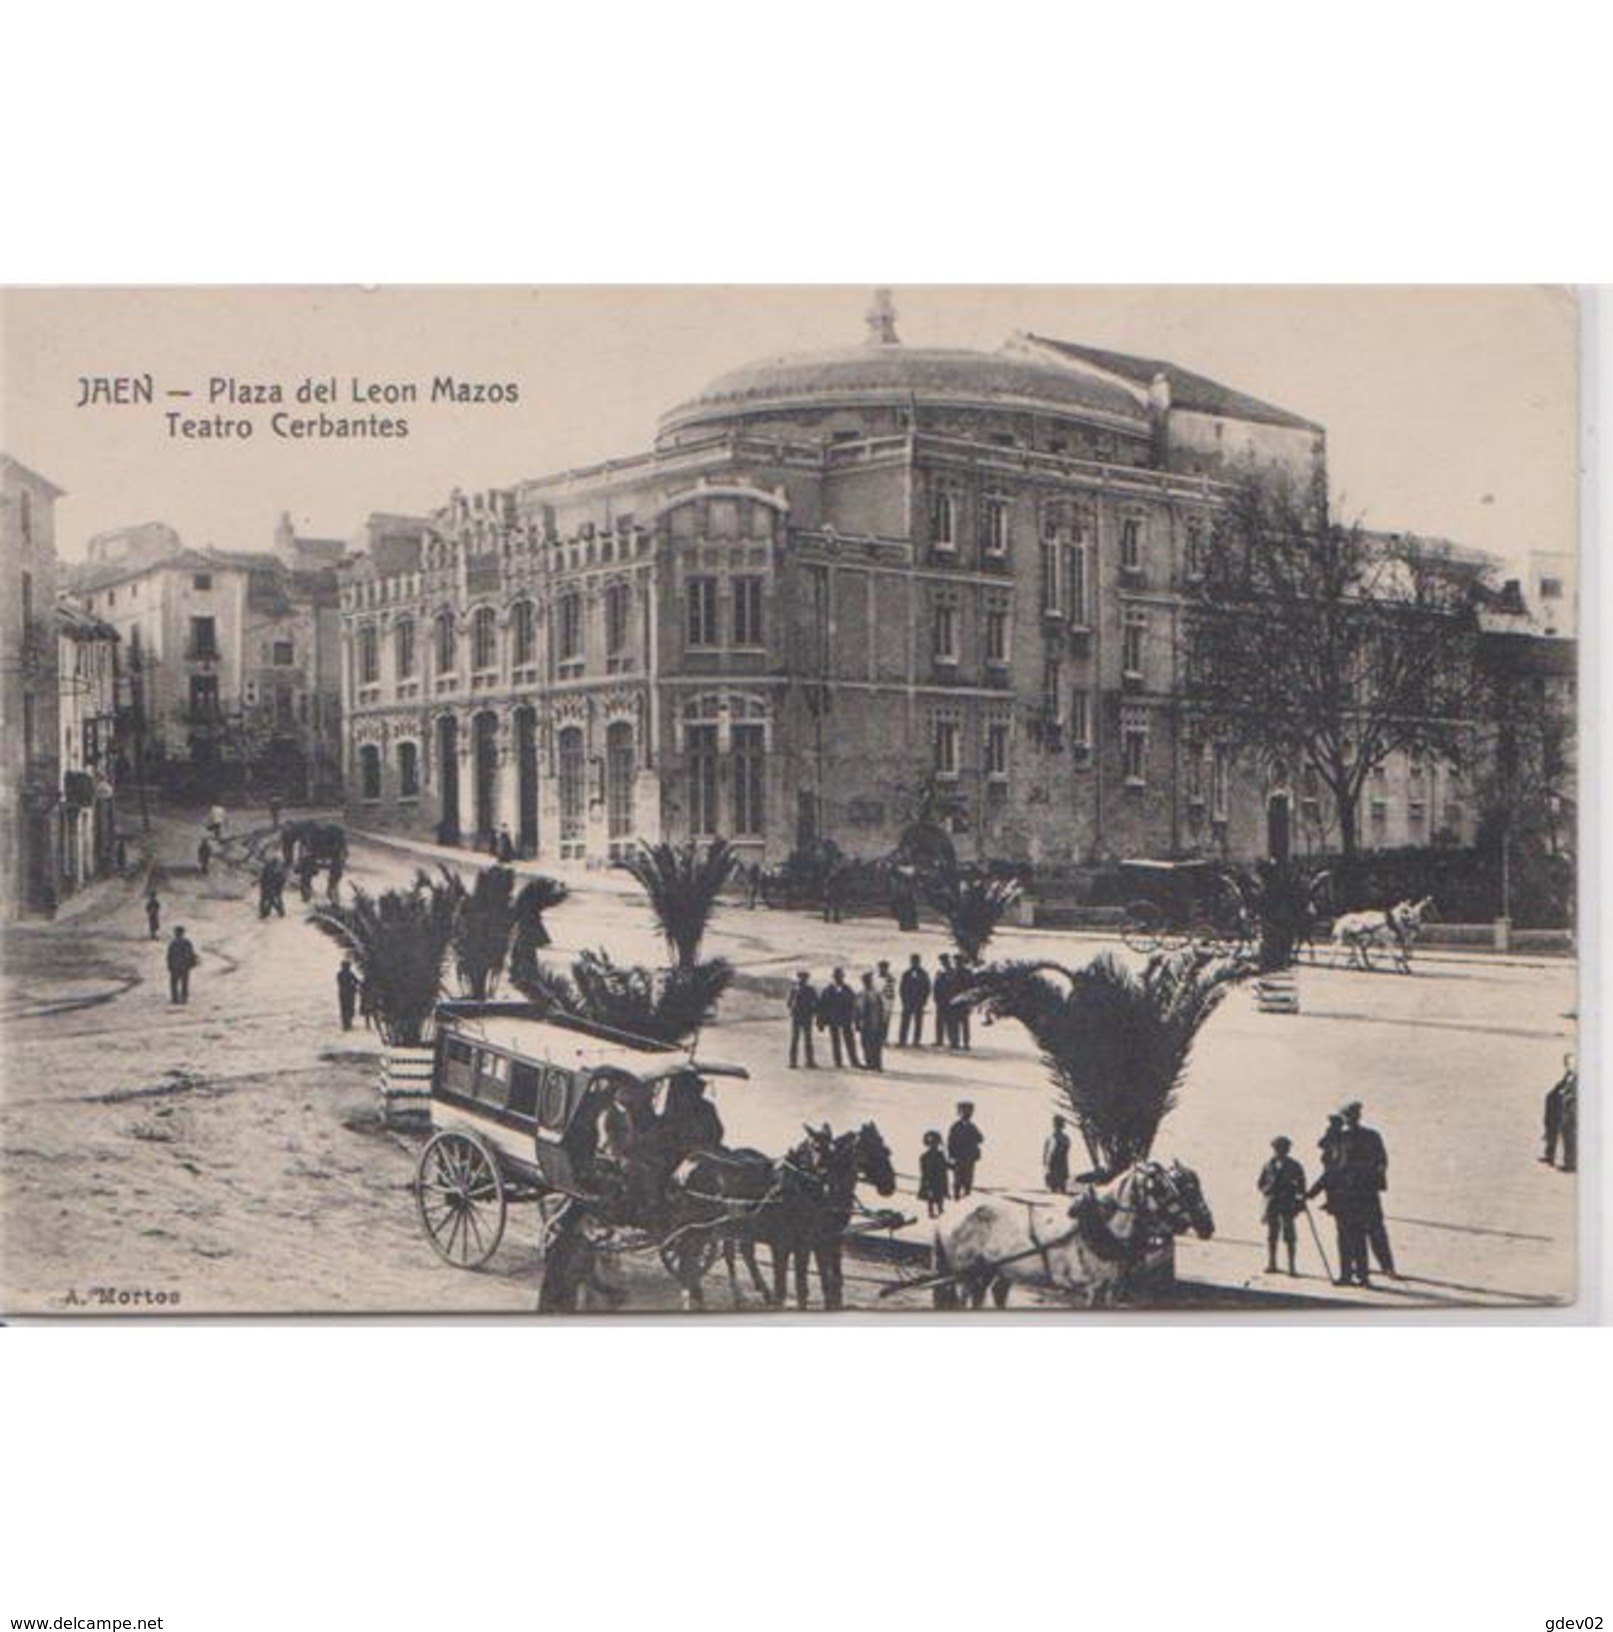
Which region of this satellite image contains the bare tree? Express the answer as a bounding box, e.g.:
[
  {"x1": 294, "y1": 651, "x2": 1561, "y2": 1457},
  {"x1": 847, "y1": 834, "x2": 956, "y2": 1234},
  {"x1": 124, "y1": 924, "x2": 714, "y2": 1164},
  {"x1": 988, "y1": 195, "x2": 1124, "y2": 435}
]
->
[{"x1": 1185, "y1": 474, "x2": 1483, "y2": 867}]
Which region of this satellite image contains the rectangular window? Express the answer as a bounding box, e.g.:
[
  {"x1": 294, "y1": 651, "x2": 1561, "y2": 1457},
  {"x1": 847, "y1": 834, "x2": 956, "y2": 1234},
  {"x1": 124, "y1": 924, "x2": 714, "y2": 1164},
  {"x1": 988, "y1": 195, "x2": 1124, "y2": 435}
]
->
[
  {"x1": 732, "y1": 576, "x2": 764, "y2": 647},
  {"x1": 193, "y1": 573, "x2": 212, "y2": 591},
  {"x1": 934, "y1": 718, "x2": 959, "y2": 778},
  {"x1": 1211, "y1": 742, "x2": 1230, "y2": 821},
  {"x1": 1042, "y1": 657, "x2": 1063, "y2": 724},
  {"x1": 933, "y1": 601, "x2": 958, "y2": 663},
  {"x1": 687, "y1": 577, "x2": 719, "y2": 648},
  {"x1": 1122, "y1": 611, "x2": 1146, "y2": 678},
  {"x1": 189, "y1": 616, "x2": 218, "y2": 660},
  {"x1": 359, "y1": 745, "x2": 382, "y2": 801},
  {"x1": 1184, "y1": 516, "x2": 1204, "y2": 580},
  {"x1": 398, "y1": 740, "x2": 420, "y2": 799},
  {"x1": 558, "y1": 594, "x2": 582, "y2": 663},
  {"x1": 273, "y1": 640, "x2": 294, "y2": 666},
  {"x1": 981, "y1": 495, "x2": 1010, "y2": 557},
  {"x1": 357, "y1": 626, "x2": 379, "y2": 686},
  {"x1": 1066, "y1": 541, "x2": 1088, "y2": 623},
  {"x1": 1120, "y1": 516, "x2": 1143, "y2": 573},
  {"x1": 1040, "y1": 538, "x2": 1062, "y2": 615},
  {"x1": 985, "y1": 721, "x2": 1009, "y2": 779},
  {"x1": 396, "y1": 619, "x2": 417, "y2": 680},
  {"x1": 984, "y1": 604, "x2": 1009, "y2": 666},
  {"x1": 605, "y1": 583, "x2": 631, "y2": 655},
  {"x1": 688, "y1": 723, "x2": 720, "y2": 836},
  {"x1": 732, "y1": 723, "x2": 765, "y2": 837},
  {"x1": 1069, "y1": 690, "x2": 1091, "y2": 751},
  {"x1": 930, "y1": 489, "x2": 957, "y2": 550},
  {"x1": 1123, "y1": 726, "x2": 1148, "y2": 785},
  {"x1": 1540, "y1": 577, "x2": 1563, "y2": 600}
]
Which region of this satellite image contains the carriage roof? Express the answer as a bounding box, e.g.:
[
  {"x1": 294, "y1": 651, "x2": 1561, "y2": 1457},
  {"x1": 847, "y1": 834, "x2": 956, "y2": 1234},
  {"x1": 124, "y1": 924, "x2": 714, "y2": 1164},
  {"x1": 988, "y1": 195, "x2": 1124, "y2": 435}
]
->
[{"x1": 435, "y1": 1002, "x2": 749, "y2": 1085}]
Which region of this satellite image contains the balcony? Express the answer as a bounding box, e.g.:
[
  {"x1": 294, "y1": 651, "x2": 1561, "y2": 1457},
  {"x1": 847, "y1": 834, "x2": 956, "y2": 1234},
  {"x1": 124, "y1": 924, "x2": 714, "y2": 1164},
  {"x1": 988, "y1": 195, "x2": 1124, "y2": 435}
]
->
[{"x1": 184, "y1": 645, "x2": 222, "y2": 664}]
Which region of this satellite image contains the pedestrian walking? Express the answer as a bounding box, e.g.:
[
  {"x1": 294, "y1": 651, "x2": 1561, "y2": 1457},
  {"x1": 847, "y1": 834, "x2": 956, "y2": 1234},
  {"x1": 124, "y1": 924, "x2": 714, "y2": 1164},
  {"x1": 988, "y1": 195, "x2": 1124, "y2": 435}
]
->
[
  {"x1": 855, "y1": 971, "x2": 887, "y2": 1072},
  {"x1": 1258, "y1": 1135, "x2": 1308, "y2": 1275},
  {"x1": 336, "y1": 957, "x2": 362, "y2": 1031},
  {"x1": 787, "y1": 970, "x2": 819, "y2": 1069},
  {"x1": 947, "y1": 1102, "x2": 984, "y2": 1198},
  {"x1": 196, "y1": 837, "x2": 212, "y2": 877},
  {"x1": 1541, "y1": 1055, "x2": 1577, "y2": 1171},
  {"x1": 258, "y1": 858, "x2": 287, "y2": 920},
  {"x1": 145, "y1": 890, "x2": 161, "y2": 940},
  {"x1": 933, "y1": 954, "x2": 956, "y2": 1047},
  {"x1": 918, "y1": 1131, "x2": 950, "y2": 1219},
  {"x1": 268, "y1": 793, "x2": 282, "y2": 829},
  {"x1": 166, "y1": 926, "x2": 198, "y2": 1004},
  {"x1": 1043, "y1": 1114, "x2": 1072, "y2": 1194},
  {"x1": 952, "y1": 957, "x2": 974, "y2": 1051},
  {"x1": 898, "y1": 953, "x2": 930, "y2": 1047},
  {"x1": 1338, "y1": 1100, "x2": 1395, "y2": 1278},
  {"x1": 876, "y1": 960, "x2": 897, "y2": 1047},
  {"x1": 818, "y1": 967, "x2": 861, "y2": 1070}
]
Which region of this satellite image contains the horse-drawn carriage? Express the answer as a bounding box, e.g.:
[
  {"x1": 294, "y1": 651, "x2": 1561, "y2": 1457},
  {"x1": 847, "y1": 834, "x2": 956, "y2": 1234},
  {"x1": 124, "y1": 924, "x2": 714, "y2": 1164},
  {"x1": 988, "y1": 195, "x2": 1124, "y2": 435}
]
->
[
  {"x1": 1117, "y1": 860, "x2": 1256, "y2": 957},
  {"x1": 413, "y1": 1002, "x2": 898, "y2": 1308}
]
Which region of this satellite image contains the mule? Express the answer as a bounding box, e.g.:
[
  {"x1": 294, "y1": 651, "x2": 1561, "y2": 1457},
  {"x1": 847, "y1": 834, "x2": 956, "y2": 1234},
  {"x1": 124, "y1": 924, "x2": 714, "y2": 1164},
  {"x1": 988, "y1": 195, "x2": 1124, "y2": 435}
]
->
[
  {"x1": 1331, "y1": 896, "x2": 1433, "y2": 973},
  {"x1": 931, "y1": 1159, "x2": 1215, "y2": 1310}
]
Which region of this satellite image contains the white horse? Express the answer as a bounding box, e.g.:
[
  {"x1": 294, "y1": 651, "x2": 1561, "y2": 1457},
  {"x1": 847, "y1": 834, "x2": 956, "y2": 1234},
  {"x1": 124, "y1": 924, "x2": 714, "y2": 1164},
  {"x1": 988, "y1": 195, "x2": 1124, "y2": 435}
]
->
[
  {"x1": 1330, "y1": 896, "x2": 1433, "y2": 973},
  {"x1": 930, "y1": 1160, "x2": 1215, "y2": 1310}
]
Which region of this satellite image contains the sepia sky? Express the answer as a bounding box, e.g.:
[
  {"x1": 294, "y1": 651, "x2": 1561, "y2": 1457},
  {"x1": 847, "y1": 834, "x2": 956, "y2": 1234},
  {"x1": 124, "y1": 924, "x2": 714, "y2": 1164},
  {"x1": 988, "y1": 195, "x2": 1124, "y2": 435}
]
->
[{"x1": 0, "y1": 285, "x2": 1578, "y2": 573}]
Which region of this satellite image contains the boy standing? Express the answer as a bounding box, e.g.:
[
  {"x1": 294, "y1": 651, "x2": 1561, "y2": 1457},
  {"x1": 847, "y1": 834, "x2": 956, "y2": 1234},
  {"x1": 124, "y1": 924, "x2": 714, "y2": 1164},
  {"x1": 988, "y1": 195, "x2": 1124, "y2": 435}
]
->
[
  {"x1": 1258, "y1": 1135, "x2": 1308, "y2": 1275},
  {"x1": 918, "y1": 1132, "x2": 950, "y2": 1218}
]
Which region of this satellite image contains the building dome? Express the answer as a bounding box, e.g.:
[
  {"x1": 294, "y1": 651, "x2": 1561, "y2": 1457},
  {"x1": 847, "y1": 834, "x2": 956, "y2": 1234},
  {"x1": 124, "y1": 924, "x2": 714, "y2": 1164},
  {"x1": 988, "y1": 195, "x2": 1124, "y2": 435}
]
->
[{"x1": 658, "y1": 325, "x2": 1146, "y2": 443}]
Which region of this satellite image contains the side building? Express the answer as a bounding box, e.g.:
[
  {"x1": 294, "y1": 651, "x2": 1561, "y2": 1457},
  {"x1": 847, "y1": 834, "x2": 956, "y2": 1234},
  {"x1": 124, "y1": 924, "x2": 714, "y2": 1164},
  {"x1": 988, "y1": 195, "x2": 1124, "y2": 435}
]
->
[
  {"x1": 55, "y1": 600, "x2": 121, "y2": 894},
  {"x1": 336, "y1": 301, "x2": 1479, "y2": 868},
  {"x1": 1, "y1": 455, "x2": 65, "y2": 917}
]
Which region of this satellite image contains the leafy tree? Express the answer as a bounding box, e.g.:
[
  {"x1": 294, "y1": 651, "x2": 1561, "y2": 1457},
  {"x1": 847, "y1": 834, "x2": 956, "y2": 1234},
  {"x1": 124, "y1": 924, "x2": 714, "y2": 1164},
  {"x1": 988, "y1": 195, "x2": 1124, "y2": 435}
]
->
[
  {"x1": 510, "y1": 948, "x2": 733, "y2": 1046},
  {"x1": 961, "y1": 949, "x2": 1241, "y2": 1175},
  {"x1": 1186, "y1": 474, "x2": 1483, "y2": 866},
  {"x1": 309, "y1": 878, "x2": 458, "y2": 1047},
  {"x1": 623, "y1": 839, "x2": 737, "y2": 968}
]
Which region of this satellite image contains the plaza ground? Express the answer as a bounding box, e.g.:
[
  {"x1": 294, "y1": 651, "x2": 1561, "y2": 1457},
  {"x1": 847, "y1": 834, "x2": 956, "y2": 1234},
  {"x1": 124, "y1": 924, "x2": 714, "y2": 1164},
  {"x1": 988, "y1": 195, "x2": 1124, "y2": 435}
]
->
[{"x1": 0, "y1": 809, "x2": 1579, "y2": 1315}]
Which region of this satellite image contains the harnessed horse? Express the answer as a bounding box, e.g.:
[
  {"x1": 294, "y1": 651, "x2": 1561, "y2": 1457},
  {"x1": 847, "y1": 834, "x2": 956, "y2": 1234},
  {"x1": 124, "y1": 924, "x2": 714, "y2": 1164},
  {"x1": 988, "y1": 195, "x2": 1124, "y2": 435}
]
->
[
  {"x1": 930, "y1": 1159, "x2": 1215, "y2": 1309},
  {"x1": 1331, "y1": 896, "x2": 1433, "y2": 973}
]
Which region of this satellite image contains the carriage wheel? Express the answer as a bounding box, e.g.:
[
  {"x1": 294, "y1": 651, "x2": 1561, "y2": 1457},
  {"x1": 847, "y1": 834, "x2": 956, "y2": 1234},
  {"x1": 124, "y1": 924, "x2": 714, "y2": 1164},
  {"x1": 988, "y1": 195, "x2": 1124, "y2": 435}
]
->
[
  {"x1": 1120, "y1": 901, "x2": 1163, "y2": 954},
  {"x1": 416, "y1": 1132, "x2": 507, "y2": 1269},
  {"x1": 658, "y1": 1228, "x2": 722, "y2": 1286}
]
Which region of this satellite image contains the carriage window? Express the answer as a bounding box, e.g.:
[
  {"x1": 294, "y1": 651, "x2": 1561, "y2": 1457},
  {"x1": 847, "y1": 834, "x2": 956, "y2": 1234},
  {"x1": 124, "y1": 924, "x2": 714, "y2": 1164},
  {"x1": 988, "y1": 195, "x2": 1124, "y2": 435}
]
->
[
  {"x1": 539, "y1": 1068, "x2": 574, "y2": 1129},
  {"x1": 508, "y1": 1062, "x2": 541, "y2": 1118},
  {"x1": 443, "y1": 1037, "x2": 476, "y2": 1094},
  {"x1": 474, "y1": 1050, "x2": 510, "y2": 1108}
]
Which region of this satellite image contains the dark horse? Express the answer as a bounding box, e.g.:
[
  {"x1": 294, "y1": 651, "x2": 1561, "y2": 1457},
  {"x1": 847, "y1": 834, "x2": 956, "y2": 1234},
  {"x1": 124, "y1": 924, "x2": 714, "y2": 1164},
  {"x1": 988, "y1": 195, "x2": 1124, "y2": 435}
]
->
[{"x1": 663, "y1": 1122, "x2": 896, "y2": 1310}]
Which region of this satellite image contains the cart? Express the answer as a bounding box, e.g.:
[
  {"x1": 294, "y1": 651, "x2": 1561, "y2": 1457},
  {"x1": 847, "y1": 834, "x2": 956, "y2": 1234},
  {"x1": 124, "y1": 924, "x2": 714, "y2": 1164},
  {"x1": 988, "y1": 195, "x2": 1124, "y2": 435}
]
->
[
  {"x1": 1117, "y1": 860, "x2": 1255, "y2": 957},
  {"x1": 413, "y1": 1001, "x2": 750, "y2": 1272}
]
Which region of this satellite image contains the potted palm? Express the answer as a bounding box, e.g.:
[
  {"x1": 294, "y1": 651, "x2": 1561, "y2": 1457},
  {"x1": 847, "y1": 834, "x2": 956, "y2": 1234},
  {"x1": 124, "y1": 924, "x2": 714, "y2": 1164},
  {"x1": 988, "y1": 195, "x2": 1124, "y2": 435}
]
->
[
  {"x1": 622, "y1": 838, "x2": 737, "y2": 967},
  {"x1": 310, "y1": 877, "x2": 459, "y2": 1126},
  {"x1": 429, "y1": 864, "x2": 569, "y2": 1000},
  {"x1": 921, "y1": 861, "x2": 1022, "y2": 965}
]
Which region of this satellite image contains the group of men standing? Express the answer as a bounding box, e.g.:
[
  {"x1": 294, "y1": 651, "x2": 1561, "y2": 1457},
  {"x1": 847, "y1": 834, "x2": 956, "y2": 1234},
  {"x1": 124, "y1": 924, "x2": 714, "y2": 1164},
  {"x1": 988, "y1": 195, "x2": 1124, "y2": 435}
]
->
[
  {"x1": 786, "y1": 952, "x2": 978, "y2": 1072},
  {"x1": 1257, "y1": 1101, "x2": 1394, "y2": 1286}
]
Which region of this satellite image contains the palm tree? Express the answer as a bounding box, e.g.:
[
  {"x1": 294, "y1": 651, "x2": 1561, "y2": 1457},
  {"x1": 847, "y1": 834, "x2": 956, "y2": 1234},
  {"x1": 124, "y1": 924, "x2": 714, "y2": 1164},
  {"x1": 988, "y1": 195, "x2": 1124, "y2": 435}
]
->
[
  {"x1": 921, "y1": 862, "x2": 1022, "y2": 964},
  {"x1": 510, "y1": 947, "x2": 734, "y2": 1046},
  {"x1": 430, "y1": 864, "x2": 569, "y2": 1000},
  {"x1": 623, "y1": 839, "x2": 738, "y2": 968},
  {"x1": 309, "y1": 878, "x2": 459, "y2": 1047},
  {"x1": 1240, "y1": 860, "x2": 1325, "y2": 971},
  {"x1": 960, "y1": 949, "x2": 1242, "y2": 1175}
]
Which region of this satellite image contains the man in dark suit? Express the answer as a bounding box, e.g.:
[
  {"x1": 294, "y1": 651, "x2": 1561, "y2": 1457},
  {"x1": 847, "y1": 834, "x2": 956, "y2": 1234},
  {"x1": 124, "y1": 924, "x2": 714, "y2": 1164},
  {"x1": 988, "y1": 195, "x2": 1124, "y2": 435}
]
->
[
  {"x1": 947, "y1": 1102, "x2": 984, "y2": 1198},
  {"x1": 897, "y1": 953, "x2": 931, "y2": 1048},
  {"x1": 818, "y1": 967, "x2": 861, "y2": 1070},
  {"x1": 787, "y1": 969, "x2": 819, "y2": 1069},
  {"x1": 1339, "y1": 1100, "x2": 1395, "y2": 1278},
  {"x1": 166, "y1": 926, "x2": 198, "y2": 1005},
  {"x1": 932, "y1": 954, "x2": 956, "y2": 1048}
]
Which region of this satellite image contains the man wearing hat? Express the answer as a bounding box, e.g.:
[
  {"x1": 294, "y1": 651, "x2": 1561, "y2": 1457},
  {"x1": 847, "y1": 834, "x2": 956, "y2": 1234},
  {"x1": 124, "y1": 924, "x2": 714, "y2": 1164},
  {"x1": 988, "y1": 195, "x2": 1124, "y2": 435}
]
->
[
  {"x1": 1339, "y1": 1100, "x2": 1395, "y2": 1278},
  {"x1": 947, "y1": 1102, "x2": 984, "y2": 1198},
  {"x1": 1307, "y1": 1113, "x2": 1363, "y2": 1285},
  {"x1": 1257, "y1": 1136, "x2": 1308, "y2": 1275},
  {"x1": 786, "y1": 969, "x2": 819, "y2": 1069}
]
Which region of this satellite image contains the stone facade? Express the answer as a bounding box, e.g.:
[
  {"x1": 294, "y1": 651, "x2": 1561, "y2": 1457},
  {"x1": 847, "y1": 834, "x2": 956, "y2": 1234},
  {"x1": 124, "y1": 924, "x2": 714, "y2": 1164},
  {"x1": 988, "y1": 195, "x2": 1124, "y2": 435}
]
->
[
  {"x1": 1, "y1": 455, "x2": 65, "y2": 918},
  {"x1": 336, "y1": 309, "x2": 1479, "y2": 867},
  {"x1": 55, "y1": 602, "x2": 121, "y2": 895}
]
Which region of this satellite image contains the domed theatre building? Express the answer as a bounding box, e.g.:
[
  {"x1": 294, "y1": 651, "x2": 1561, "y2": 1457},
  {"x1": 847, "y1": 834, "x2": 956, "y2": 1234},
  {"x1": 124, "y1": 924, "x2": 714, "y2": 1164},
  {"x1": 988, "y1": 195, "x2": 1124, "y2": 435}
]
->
[{"x1": 338, "y1": 295, "x2": 1328, "y2": 866}]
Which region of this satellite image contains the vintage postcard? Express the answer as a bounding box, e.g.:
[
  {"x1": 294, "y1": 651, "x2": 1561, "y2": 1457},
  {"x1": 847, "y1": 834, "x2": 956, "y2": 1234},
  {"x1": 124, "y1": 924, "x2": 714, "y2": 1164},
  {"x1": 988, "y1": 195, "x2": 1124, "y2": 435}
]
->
[{"x1": 0, "y1": 285, "x2": 1581, "y2": 1315}]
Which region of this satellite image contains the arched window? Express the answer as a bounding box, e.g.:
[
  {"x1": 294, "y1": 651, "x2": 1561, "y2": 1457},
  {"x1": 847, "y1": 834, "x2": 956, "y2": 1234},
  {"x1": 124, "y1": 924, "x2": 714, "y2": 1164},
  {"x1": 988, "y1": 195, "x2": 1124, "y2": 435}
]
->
[
  {"x1": 558, "y1": 726, "x2": 586, "y2": 855},
  {"x1": 435, "y1": 609, "x2": 457, "y2": 674},
  {"x1": 397, "y1": 740, "x2": 420, "y2": 799},
  {"x1": 358, "y1": 744, "x2": 382, "y2": 801},
  {"x1": 471, "y1": 606, "x2": 497, "y2": 673},
  {"x1": 511, "y1": 599, "x2": 536, "y2": 668},
  {"x1": 357, "y1": 625, "x2": 379, "y2": 686}
]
